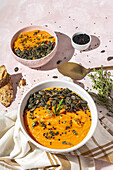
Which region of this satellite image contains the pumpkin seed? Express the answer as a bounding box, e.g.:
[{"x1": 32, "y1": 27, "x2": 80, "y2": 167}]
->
[
  {"x1": 45, "y1": 104, "x2": 49, "y2": 109},
  {"x1": 80, "y1": 100, "x2": 87, "y2": 104},
  {"x1": 28, "y1": 103, "x2": 34, "y2": 109},
  {"x1": 35, "y1": 99, "x2": 39, "y2": 104},
  {"x1": 71, "y1": 95, "x2": 76, "y2": 100},
  {"x1": 84, "y1": 105, "x2": 88, "y2": 110},
  {"x1": 52, "y1": 100, "x2": 56, "y2": 106},
  {"x1": 66, "y1": 93, "x2": 72, "y2": 97},
  {"x1": 44, "y1": 95, "x2": 49, "y2": 101},
  {"x1": 65, "y1": 97, "x2": 71, "y2": 104},
  {"x1": 65, "y1": 106, "x2": 69, "y2": 111},
  {"x1": 30, "y1": 105, "x2": 37, "y2": 112},
  {"x1": 36, "y1": 94, "x2": 42, "y2": 98},
  {"x1": 39, "y1": 102, "x2": 45, "y2": 107},
  {"x1": 29, "y1": 97, "x2": 34, "y2": 103},
  {"x1": 51, "y1": 94, "x2": 58, "y2": 98},
  {"x1": 47, "y1": 91, "x2": 53, "y2": 95}
]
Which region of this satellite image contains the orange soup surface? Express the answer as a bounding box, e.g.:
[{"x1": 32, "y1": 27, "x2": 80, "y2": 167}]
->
[
  {"x1": 13, "y1": 29, "x2": 56, "y2": 60},
  {"x1": 23, "y1": 87, "x2": 92, "y2": 149}
]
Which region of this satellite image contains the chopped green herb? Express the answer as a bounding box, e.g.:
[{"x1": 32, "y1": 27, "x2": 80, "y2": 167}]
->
[
  {"x1": 29, "y1": 116, "x2": 35, "y2": 119},
  {"x1": 70, "y1": 120, "x2": 72, "y2": 124},
  {"x1": 19, "y1": 35, "x2": 23, "y2": 38},
  {"x1": 48, "y1": 36, "x2": 53, "y2": 39},
  {"x1": 32, "y1": 121, "x2": 38, "y2": 128},
  {"x1": 49, "y1": 130, "x2": 54, "y2": 136},
  {"x1": 33, "y1": 32, "x2": 38, "y2": 35},
  {"x1": 53, "y1": 99, "x2": 64, "y2": 115},
  {"x1": 66, "y1": 126, "x2": 70, "y2": 130},
  {"x1": 55, "y1": 131, "x2": 59, "y2": 135},
  {"x1": 40, "y1": 122, "x2": 46, "y2": 128},
  {"x1": 62, "y1": 141, "x2": 67, "y2": 144},
  {"x1": 45, "y1": 133, "x2": 48, "y2": 136},
  {"x1": 47, "y1": 109, "x2": 52, "y2": 117},
  {"x1": 72, "y1": 130, "x2": 78, "y2": 135},
  {"x1": 62, "y1": 141, "x2": 72, "y2": 145}
]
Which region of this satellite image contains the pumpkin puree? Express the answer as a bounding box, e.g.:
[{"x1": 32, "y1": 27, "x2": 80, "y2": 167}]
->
[{"x1": 23, "y1": 87, "x2": 92, "y2": 149}]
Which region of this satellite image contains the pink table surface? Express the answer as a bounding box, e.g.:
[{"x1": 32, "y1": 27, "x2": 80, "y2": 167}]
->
[{"x1": 0, "y1": 0, "x2": 113, "y2": 169}]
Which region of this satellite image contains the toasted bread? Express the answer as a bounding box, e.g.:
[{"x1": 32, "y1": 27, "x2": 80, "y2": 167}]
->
[
  {"x1": 0, "y1": 66, "x2": 14, "y2": 107},
  {"x1": 0, "y1": 65, "x2": 8, "y2": 88}
]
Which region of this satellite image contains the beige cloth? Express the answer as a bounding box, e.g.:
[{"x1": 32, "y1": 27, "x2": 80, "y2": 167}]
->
[
  {"x1": 0, "y1": 108, "x2": 113, "y2": 170},
  {"x1": 0, "y1": 108, "x2": 95, "y2": 170}
]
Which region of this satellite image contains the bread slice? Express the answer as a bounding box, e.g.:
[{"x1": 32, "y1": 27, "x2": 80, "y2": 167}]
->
[
  {"x1": 0, "y1": 65, "x2": 14, "y2": 107},
  {"x1": 0, "y1": 74, "x2": 14, "y2": 107},
  {"x1": 0, "y1": 65, "x2": 8, "y2": 88}
]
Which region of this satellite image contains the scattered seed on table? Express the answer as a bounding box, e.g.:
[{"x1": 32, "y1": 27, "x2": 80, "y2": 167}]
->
[
  {"x1": 57, "y1": 60, "x2": 62, "y2": 64},
  {"x1": 52, "y1": 76, "x2": 58, "y2": 79},
  {"x1": 101, "y1": 50, "x2": 105, "y2": 53},
  {"x1": 14, "y1": 67, "x2": 19, "y2": 72}
]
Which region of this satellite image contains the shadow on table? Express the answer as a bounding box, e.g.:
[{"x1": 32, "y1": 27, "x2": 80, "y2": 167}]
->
[
  {"x1": 73, "y1": 80, "x2": 85, "y2": 89},
  {"x1": 36, "y1": 32, "x2": 74, "y2": 71},
  {"x1": 11, "y1": 73, "x2": 22, "y2": 101},
  {"x1": 95, "y1": 158, "x2": 113, "y2": 170},
  {"x1": 81, "y1": 35, "x2": 100, "y2": 52}
]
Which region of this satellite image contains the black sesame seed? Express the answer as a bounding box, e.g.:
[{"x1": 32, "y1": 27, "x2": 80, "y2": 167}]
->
[
  {"x1": 14, "y1": 67, "x2": 19, "y2": 72},
  {"x1": 56, "y1": 60, "x2": 62, "y2": 65},
  {"x1": 101, "y1": 50, "x2": 105, "y2": 53},
  {"x1": 52, "y1": 76, "x2": 58, "y2": 79}
]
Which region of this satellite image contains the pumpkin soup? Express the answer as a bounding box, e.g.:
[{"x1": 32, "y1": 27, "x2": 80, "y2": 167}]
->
[
  {"x1": 13, "y1": 30, "x2": 56, "y2": 60},
  {"x1": 23, "y1": 87, "x2": 92, "y2": 149}
]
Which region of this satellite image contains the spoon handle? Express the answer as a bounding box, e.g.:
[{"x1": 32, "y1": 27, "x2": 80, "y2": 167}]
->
[{"x1": 90, "y1": 66, "x2": 113, "y2": 72}]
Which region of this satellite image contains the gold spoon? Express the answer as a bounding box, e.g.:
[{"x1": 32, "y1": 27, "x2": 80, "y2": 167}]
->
[{"x1": 57, "y1": 62, "x2": 113, "y2": 80}]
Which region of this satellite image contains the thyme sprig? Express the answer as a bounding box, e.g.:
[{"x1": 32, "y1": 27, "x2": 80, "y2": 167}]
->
[{"x1": 88, "y1": 66, "x2": 113, "y2": 115}]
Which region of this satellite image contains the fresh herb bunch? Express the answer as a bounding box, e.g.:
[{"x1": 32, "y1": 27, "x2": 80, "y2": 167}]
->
[{"x1": 88, "y1": 65, "x2": 113, "y2": 116}]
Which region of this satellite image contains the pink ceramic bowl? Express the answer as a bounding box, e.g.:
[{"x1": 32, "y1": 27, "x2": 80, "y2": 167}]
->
[{"x1": 10, "y1": 26, "x2": 58, "y2": 68}]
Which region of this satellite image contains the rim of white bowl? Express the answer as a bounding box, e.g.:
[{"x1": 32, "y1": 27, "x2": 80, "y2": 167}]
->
[
  {"x1": 18, "y1": 79, "x2": 98, "y2": 153},
  {"x1": 10, "y1": 25, "x2": 58, "y2": 62},
  {"x1": 71, "y1": 31, "x2": 91, "y2": 47}
]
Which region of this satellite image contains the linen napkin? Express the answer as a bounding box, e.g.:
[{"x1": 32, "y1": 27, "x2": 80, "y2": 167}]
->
[
  {"x1": 0, "y1": 108, "x2": 95, "y2": 170},
  {"x1": 0, "y1": 107, "x2": 113, "y2": 169}
]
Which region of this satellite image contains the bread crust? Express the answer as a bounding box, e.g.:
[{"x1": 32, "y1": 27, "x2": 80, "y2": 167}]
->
[
  {"x1": 0, "y1": 65, "x2": 9, "y2": 88},
  {"x1": 0, "y1": 66, "x2": 14, "y2": 107}
]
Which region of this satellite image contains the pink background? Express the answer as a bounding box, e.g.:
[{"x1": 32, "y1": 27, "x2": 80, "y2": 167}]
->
[{"x1": 0, "y1": 0, "x2": 113, "y2": 169}]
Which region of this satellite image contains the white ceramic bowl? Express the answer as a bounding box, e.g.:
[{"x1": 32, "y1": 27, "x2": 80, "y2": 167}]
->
[
  {"x1": 18, "y1": 80, "x2": 98, "y2": 153},
  {"x1": 71, "y1": 32, "x2": 91, "y2": 51},
  {"x1": 10, "y1": 26, "x2": 58, "y2": 68}
]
